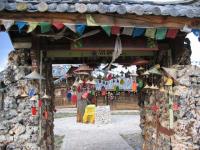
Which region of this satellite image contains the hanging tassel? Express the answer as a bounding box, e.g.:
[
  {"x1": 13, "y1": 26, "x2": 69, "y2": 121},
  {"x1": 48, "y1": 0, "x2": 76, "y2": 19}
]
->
[
  {"x1": 38, "y1": 99, "x2": 42, "y2": 107},
  {"x1": 44, "y1": 110, "x2": 48, "y2": 120},
  {"x1": 31, "y1": 106, "x2": 37, "y2": 116}
]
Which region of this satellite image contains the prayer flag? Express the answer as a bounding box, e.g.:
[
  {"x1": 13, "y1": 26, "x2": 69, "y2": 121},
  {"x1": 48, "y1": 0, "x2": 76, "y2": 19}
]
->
[
  {"x1": 132, "y1": 28, "x2": 145, "y2": 37},
  {"x1": 86, "y1": 14, "x2": 98, "y2": 26},
  {"x1": 145, "y1": 28, "x2": 156, "y2": 39},
  {"x1": 15, "y1": 21, "x2": 27, "y2": 32},
  {"x1": 166, "y1": 29, "x2": 179, "y2": 39},
  {"x1": 27, "y1": 22, "x2": 38, "y2": 33},
  {"x1": 76, "y1": 24, "x2": 86, "y2": 35},
  {"x1": 155, "y1": 28, "x2": 167, "y2": 40},
  {"x1": 111, "y1": 26, "x2": 121, "y2": 35},
  {"x1": 122, "y1": 27, "x2": 134, "y2": 36},
  {"x1": 53, "y1": 22, "x2": 64, "y2": 30},
  {"x1": 2, "y1": 19, "x2": 14, "y2": 31},
  {"x1": 64, "y1": 24, "x2": 76, "y2": 33},
  {"x1": 39, "y1": 22, "x2": 51, "y2": 33},
  {"x1": 101, "y1": 25, "x2": 111, "y2": 36},
  {"x1": 192, "y1": 29, "x2": 200, "y2": 37}
]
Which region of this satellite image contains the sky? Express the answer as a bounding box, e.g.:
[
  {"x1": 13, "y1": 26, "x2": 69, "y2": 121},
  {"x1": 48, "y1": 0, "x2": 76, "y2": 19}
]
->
[
  {"x1": 0, "y1": 32, "x2": 200, "y2": 72},
  {"x1": 0, "y1": 32, "x2": 13, "y2": 71}
]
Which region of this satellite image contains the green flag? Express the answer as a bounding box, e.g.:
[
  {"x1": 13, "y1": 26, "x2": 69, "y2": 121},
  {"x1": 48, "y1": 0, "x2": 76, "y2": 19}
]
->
[
  {"x1": 101, "y1": 25, "x2": 111, "y2": 36},
  {"x1": 156, "y1": 28, "x2": 167, "y2": 40},
  {"x1": 39, "y1": 22, "x2": 51, "y2": 33}
]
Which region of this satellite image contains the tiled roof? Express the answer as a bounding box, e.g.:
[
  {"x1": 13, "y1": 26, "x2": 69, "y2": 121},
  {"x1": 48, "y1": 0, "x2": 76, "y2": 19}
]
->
[{"x1": 0, "y1": 0, "x2": 200, "y2": 18}]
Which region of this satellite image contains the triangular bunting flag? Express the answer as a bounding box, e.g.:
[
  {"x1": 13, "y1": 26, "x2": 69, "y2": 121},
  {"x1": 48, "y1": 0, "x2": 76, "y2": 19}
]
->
[
  {"x1": 132, "y1": 28, "x2": 145, "y2": 37},
  {"x1": 53, "y1": 22, "x2": 64, "y2": 30},
  {"x1": 122, "y1": 27, "x2": 134, "y2": 36},
  {"x1": 15, "y1": 21, "x2": 27, "y2": 32},
  {"x1": 39, "y1": 22, "x2": 51, "y2": 33},
  {"x1": 145, "y1": 28, "x2": 156, "y2": 39},
  {"x1": 155, "y1": 28, "x2": 167, "y2": 40},
  {"x1": 101, "y1": 25, "x2": 111, "y2": 36},
  {"x1": 86, "y1": 14, "x2": 98, "y2": 26},
  {"x1": 181, "y1": 25, "x2": 192, "y2": 33},
  {"x1": 27, "y1": 22, "x2": 38, "y2": 33},
  {"x1": 64, "y1": 24, "x2": 76, "y2": 33},
  {"x1": 192, "y1": 29, "x2": 200, "y2": 37},
  {"x1": 166, "y1": 29, "x2": 179, "y2": 39},
  {"x1": 76, "y1": 24, "x2": 86, "y2": 35},
  {"x1": 111, "y1": 26, "x2": 121, "y2": 35},
  {"x1": 2, "y1": 19, "x2": 14, "y2": 31}
]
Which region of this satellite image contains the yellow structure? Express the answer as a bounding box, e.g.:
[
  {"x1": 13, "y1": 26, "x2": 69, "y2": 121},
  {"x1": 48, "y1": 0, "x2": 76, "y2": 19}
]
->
[{"x1": 83, "y1": 105, "x2": 96, "y2": 124}]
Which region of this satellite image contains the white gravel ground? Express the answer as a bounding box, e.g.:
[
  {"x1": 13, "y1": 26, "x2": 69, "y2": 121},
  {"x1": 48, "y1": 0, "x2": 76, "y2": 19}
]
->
[{"x1": 54, "y1": 115, "x2": 141, "y2": 150}]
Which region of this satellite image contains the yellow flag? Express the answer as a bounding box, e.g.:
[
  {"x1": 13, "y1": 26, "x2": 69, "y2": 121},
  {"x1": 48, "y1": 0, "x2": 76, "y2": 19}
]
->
[
  {"x1": 27, "y1": 22, "x2": 38, "y2": 33},
  {"x1": 86, "y1": 14, "x2": 98, "y2": 26}
]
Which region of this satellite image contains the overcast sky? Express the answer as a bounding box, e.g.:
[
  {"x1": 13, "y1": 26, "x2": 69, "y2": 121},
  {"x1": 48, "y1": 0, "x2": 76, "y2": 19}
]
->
[{"x1": 0, "y1": 31, "x2": 199, "y2": 72}]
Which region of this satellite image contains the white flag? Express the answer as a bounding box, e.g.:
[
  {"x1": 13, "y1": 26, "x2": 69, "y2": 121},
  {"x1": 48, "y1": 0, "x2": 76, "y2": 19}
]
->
[{"x1": 2, "y1": 19, "x2": 14, "y2": 31}]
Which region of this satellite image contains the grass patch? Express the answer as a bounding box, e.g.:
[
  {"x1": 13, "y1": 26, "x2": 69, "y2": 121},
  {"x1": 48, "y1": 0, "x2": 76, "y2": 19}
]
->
[{"x1": 54, "y1": 135, "x2": 65, "y2": 150}]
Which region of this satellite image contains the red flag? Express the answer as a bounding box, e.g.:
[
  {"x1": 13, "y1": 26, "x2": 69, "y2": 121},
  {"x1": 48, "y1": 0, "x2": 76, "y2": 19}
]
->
[
  {"x1": 38, "y1": 99, "x2": 42, "y2": 107},
  {"x1": 53, "y1": 22, "x2": 64, "y2": 30},
  {"x1": 166, "y1": 29, "x2": 179, "y2": 39},
  {"x1": 111, "y1": 26, "x2": 121, "y2": 35}
]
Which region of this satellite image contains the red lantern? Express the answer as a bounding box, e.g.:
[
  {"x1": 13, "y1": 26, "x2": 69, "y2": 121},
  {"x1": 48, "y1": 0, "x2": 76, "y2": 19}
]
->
[
  {"x1": 31, "y1": 107, "x2": 37, "y2": 116},
  {"x1": 38, "y1": 99, "x2": 42, "y2": 107}
]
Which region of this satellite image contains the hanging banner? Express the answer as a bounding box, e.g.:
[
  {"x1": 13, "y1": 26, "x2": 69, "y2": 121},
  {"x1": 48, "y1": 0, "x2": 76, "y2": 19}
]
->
[
  {"x1": 27, "y1": 22, "x2": 38, "y2": 33},
  {"x1": 145, "y1": 28, "x2": 156, "y2": 39},
  {"x1": 111, "y1": 26, "x2": 121, "y2": 35},
  {"x1": 166, "y1": 29, "x2": 179, "y2": 39},
  {"x1": 86, "y1": 14, "x2": 98, "y2": 26},
  {"x1": 2, "y1": 19, "x2": 14, "y2": 31},
  {"x1": 101, "y1": 25, "x2": 111, "y2": 36},
  {"x1": 76, "y1": 24, "x2": 86, "y2": 35},
  {"x1": 122, "y1": 27, "x2": 134, "y2": 36},
  {"x1": 155, "y1": 28, "x2": 167, "y2": 40},
  {"x1": 53, "y1": 22, "x2": 64, "y2": 30},
  {"x1": 15, "y1": 21, "x2": 27, "y2": 32},
  {"x1": 132, "y1": 28, "x2": 145, "y2": 37},
  {"x1": 39, "y1": 22, "x2": 51, "y2": 33}
]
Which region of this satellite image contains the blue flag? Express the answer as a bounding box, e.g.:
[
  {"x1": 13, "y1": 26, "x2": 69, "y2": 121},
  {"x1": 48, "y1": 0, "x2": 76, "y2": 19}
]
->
[
  {"x1": 15, "y1": 21, "x2": 27, "y2": 33},
  {"x1": 76, "y1": 24, "x2": 86, "y2": 35},
  {"x1": 132, "y1": 28, "x2": 145, "y2": 37}
]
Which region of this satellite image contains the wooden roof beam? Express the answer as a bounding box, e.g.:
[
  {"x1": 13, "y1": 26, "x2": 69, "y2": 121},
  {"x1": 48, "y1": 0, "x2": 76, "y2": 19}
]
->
[{"x1": 0, "y1": 12, "x2": 200, "y2": 28}]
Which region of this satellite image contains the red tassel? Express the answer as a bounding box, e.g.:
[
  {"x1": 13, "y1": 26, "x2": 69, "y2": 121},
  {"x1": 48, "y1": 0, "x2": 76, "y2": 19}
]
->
[
  {"x1": 31, "y1": 107, "x2": 37, "y2": 116},
  {"x1": 44, "y1": 111, "x2": 48, "y2": 120},
  {"x1": 38, "y1": 99, "x2": 42, "y2": 107}
]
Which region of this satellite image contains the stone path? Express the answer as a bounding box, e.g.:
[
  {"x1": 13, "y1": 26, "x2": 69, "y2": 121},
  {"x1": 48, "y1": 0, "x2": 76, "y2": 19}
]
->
[{"x1": 54, "y1": 115, "x2": 141, "y2": 150}]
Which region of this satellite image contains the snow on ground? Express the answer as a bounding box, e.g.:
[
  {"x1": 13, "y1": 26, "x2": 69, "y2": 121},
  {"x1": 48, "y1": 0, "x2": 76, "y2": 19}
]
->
[{"x1": 54, "y1": 115, "x2": 141, "y2": 150}]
